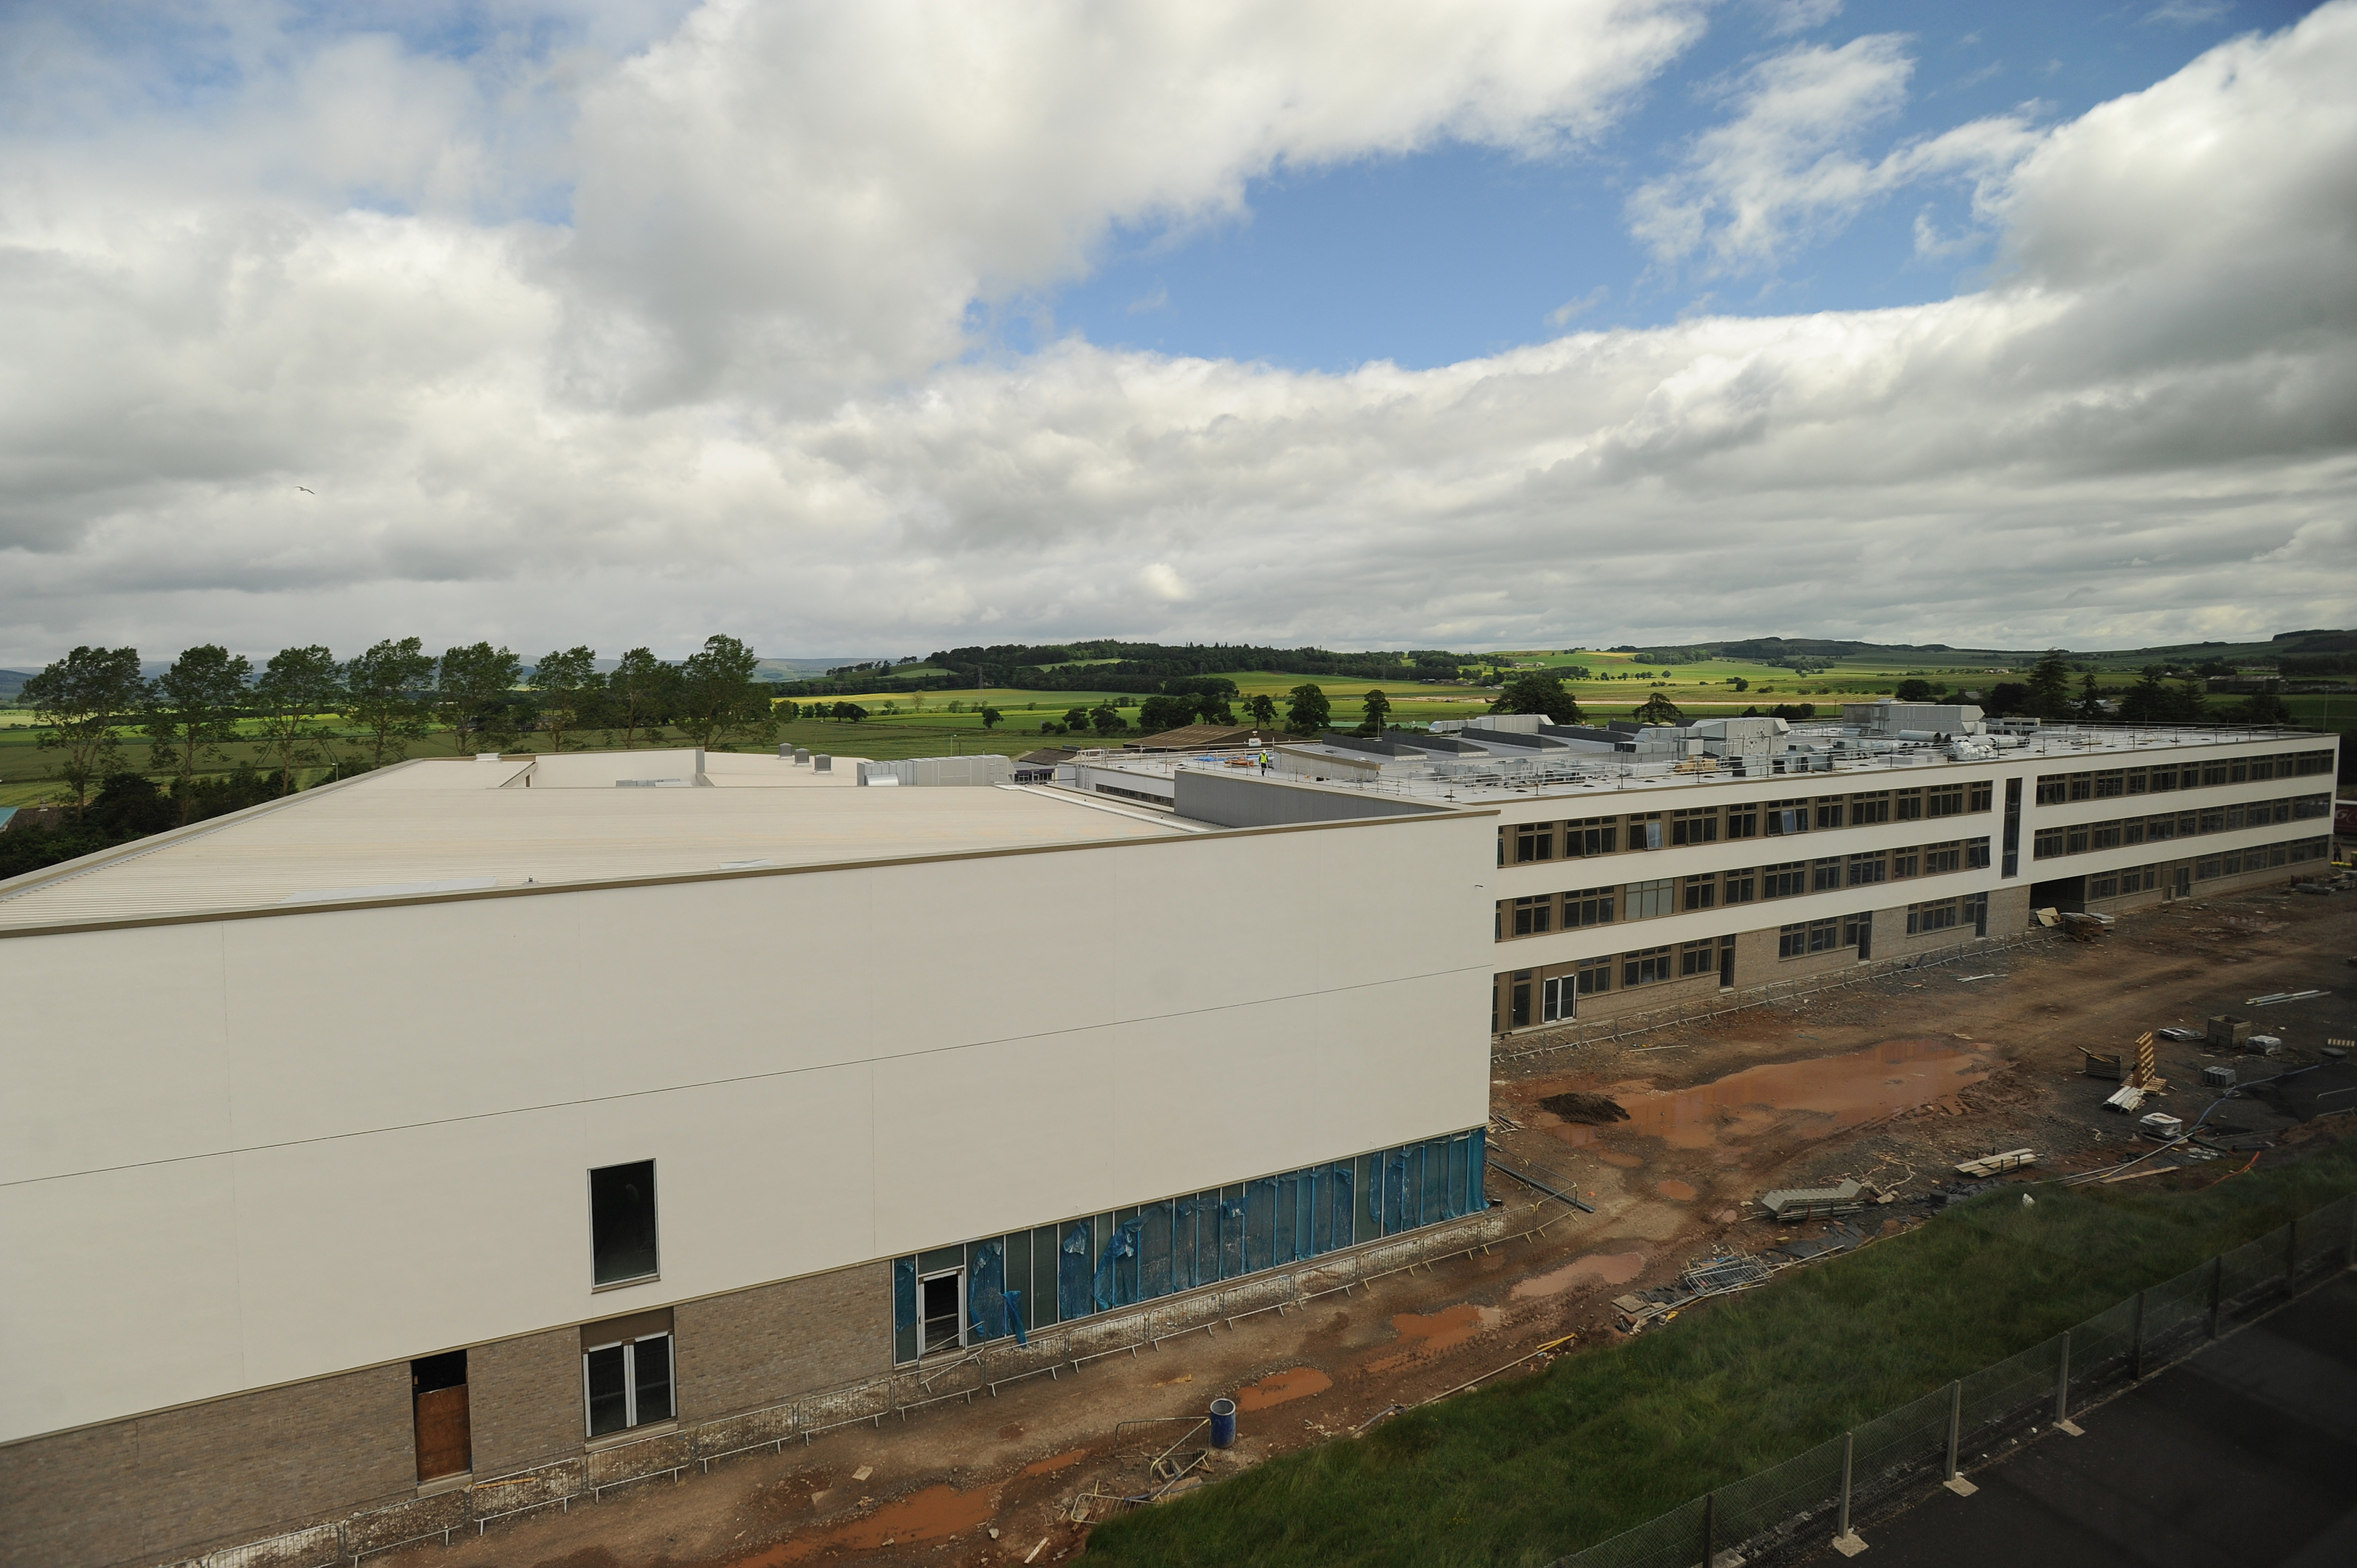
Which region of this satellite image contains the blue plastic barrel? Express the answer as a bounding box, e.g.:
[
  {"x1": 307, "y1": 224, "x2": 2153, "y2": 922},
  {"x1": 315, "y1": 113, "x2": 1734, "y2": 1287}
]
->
[{"x1": 1209, "y1": 1397, "x2": 1237, "y2": 1449}]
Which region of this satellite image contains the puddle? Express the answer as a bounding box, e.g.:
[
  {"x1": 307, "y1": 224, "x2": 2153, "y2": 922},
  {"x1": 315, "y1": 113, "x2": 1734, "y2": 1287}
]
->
[
  {"x1": 1367, "y1": 1304, "x2": 1502, "y2": 1373},
  {"x1": 1595, "y1": 1150, "x2": 1646, "y2": 1169},
  {"x1": 1234, "y1": 1368, "x2": 1332, "y2": 1410},
  {"x1": 1017, "y1": 1448, "x2": 1087, "y2": 1479},
  {"x1": 741, "y1": 1484, "x2": 996, "y2": 1563},
  {"x1": 1548, "y1": 1040, "x2": 1991, "y2": 1152},
  {"x1": 1512, "y1": 1250, "x2": 1648, "y2": 1299},
  {"x1": 1655, "y1": 1179, "x2": 1697, "y2": 1201}
]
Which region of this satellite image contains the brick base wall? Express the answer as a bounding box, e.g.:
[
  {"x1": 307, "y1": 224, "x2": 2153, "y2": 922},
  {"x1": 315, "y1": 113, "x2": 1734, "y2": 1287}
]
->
[{"x1": 677, "y1": 1262, "x2": 892, "y2": 1426}]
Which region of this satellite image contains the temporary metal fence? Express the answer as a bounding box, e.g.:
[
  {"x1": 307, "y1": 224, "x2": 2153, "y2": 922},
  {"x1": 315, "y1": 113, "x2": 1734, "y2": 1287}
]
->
[
  {"x1": 1494, "y1": 927, "x2": 2054, "y2": 1062},
  {"x1": 1547, "y1": 1191, "x2": 2357, "y2": 1568}
]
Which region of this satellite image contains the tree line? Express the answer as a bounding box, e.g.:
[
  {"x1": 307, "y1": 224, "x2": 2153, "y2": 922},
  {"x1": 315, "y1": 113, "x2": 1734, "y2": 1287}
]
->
[
  {"x1": 778, "y1": 640, "x2": 1475, "y2": 698},
  {"x1": 21, "y1": 634, "x2": 779, "y2": 822}
]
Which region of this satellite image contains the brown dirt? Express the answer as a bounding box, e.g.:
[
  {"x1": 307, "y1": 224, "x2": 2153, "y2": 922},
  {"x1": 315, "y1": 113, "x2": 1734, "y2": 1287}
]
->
[{"x1": 395, "y1": 882, "x2": 2356, "y2": 1568}]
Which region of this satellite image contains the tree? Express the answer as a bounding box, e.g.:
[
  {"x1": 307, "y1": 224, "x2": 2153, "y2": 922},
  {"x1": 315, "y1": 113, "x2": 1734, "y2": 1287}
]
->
[
  {"x1": 1283, "y1": 683, "x2": 1330, "y2": 736},
  {"x1": 2026, "y1": 648, "x2": 2072, "y2": 721},
  {"x1": 147, "y1": 645, "x2": 255, "y2": 823},
  {"x1": 343, "y1": 637, "x2": 435, "y2": 769},
  {"x1": 1355, "y1": 689, "x2": 1393, "y2": 737},
  {"x1": 978, "y1": 706, "x2": 1004, "y2": 730},
  {"x1": 530, "y1": 646, "x2": 598, "y2": 753},
  {"x1": 252, "y1": 645, "x2": 344, "y2": 795},
  {"x1": 1982, "y1": 681, "x2": 2032, "y2": 718},
  {"x1": 675, "y1": 634, "x2": 774, "y2": 750},
  {"x1": 23, "y1": 645, "x2": 145, "y2": 818},
  {"x1": 1245, "y1": 692, "x2": 1277, "y2": 729},
  {"x1": 1894, "y1": 678, "x2": 1935, "y2": 702},
  {"x1": 1137, "y1": 694, "x2": 1198, "y2": 732},
  {"x1": 608, "y1": 648, "x2": 676, "y2": 748},
  {"x1": 1728, "y1": 675, "x2": 1749, "y2": 693},
  {"x1": 1090, "y1": 704, "x2": 1125, "y2": 737},
  {"x1": 1491, "y1": 671, "x2": 1583, "y2": 726},
  {"x1": 1632, "y1": 692, "x2": 1685, "y2": 726},
  {"x1": 435, "y1": 643, "x2": 522, "y2": 754},
  {"x1": 1063, "y1": 706, "x2": 1091, "y2": 732},
  {"x1": 2231, "y1": 685, "x2": 2292, "y2": 725},
  {"x1": 831, "y1": 701, "x2": 869, "y2": 722},
  {"x1": 2075, "y1": 671, "x2": 2107, "y2": 722}
]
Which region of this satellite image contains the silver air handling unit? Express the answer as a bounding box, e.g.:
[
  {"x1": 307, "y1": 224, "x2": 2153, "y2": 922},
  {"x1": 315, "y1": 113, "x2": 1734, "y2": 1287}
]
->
[{"x1": 858, "y1": 754, "x2": 1014, "y2": 787}]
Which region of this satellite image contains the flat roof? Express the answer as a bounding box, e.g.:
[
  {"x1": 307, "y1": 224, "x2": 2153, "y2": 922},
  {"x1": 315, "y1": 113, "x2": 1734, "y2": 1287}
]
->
[{"x1": 0, "y1": 750, "x2": 1192, "y2": 933}]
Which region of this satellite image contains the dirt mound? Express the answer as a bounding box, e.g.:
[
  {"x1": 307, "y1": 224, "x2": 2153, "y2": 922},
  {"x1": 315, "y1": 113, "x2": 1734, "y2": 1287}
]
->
[{"x1": 1540, "y1": 1091, "x2": 1631, "y2": 1125}]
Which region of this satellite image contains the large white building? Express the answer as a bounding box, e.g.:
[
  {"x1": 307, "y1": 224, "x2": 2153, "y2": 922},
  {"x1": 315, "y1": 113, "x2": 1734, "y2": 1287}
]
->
[
  {"x1": 0, "y1": 748, "x2": 1493, "y2": 1567},
  {"x1": 0, "y1": 716, "x2": 2337, "y2": 1567}
]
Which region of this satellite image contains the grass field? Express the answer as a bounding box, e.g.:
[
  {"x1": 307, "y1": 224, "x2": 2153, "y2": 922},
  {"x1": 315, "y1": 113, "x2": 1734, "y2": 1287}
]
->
[{"x1": 1087, "y1": 1135, "x2": 2357, "y2": 1568}]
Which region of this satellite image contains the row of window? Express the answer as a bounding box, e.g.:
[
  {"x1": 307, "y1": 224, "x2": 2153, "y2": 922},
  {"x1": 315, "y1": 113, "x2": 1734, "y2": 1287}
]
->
[
  {"x1": 1509, "y1": 936, "x2": 1736, "y2": 1024},
  {"x1": 2032, "y1": 748, "x2": 2332, "y2": 805},
  {"x1": 890, "y1": 1132, "x2": 1486, "y2": 1363},
  {"x1": 1497, "y1": 839, "x2": 1989, "y2": 939},
  {"x1": 2194, "y1": 838, "x2": 2332, "y2": 883},
  {"x1": 2030, "y1": 796, "x2": 2329, "y2": 859},
  {"x1": 1499, "y1": 783, "x2": 1992, "y2": 863}
]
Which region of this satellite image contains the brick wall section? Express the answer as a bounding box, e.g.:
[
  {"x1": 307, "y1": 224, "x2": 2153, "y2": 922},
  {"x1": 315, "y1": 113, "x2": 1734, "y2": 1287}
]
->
[
  {"x1": 676, "y1": 1261, "x2": 894, "y2": 1424},
  {"x1": 0, "y1": 1363, "x2": 412, "y2": 1568},
  {"x1": 468, "y1": 1327, "x2": 584, "y2": 1478}
]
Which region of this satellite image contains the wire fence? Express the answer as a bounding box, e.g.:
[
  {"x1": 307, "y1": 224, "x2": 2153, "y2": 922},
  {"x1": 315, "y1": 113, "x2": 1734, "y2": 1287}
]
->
[{"x1": 1548, "y1": 1190, "x2": 2357, "y2": 1568}]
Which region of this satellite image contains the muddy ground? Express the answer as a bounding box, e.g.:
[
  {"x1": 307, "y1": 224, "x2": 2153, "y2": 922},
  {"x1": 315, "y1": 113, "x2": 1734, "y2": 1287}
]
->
[{"x1": 415, "y1": 883, "x2": 2357, "y2": 1568}]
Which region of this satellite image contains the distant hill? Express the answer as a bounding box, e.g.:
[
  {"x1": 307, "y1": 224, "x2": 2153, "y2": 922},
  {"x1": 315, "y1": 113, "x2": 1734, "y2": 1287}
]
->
[
  {"x1": 1616, "y1": 629, "x2": 2354, "y2": 671},
  {"x1": 0, "y1": 670, "x2": 31, "y2": 698}
]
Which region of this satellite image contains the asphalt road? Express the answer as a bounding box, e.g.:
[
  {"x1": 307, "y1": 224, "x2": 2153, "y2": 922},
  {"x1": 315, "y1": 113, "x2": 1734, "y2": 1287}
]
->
[{"x1": 1821, "y1": 1270, "x2": 2357, "y2": 1568}]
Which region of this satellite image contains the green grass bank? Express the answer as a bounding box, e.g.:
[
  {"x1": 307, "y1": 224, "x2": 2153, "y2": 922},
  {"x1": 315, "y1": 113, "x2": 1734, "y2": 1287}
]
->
[{"x1": 1088, "y1": 1138, "x2": 2357, "y2": 1568}]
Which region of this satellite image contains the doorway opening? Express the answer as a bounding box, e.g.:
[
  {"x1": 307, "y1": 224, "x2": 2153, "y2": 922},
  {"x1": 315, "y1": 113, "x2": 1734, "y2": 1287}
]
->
[
  {"x1": 411, "y1": 1350, "x2": 470, "y2": 1483},
  {"x1": 919, "y1": 1268, "x2": 964, "y2": 1355}
]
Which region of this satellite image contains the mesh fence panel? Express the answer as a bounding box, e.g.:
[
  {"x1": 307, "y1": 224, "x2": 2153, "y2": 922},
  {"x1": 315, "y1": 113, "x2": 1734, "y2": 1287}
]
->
[
  {"x1": 2067, "y1": 1294, "x2": 2141, "y2": 1400},
  {"x1": 1961, "y1": 1333, "x2": 2061, "y2": 1437},
  {"x1": 2294, "y1": 1194, "x2": 2353, "y2": 1281},
  {"x1": 1713, "y1": 1433, "x2": 1846, "y2": 1545},
  {"x1": 1850, "y1": 1384, "x2": 1953, "y2": 1495},
  {"x1": 2218, "y1": 1225, "x2": 2288, "y2": 1306},
  {"x1": 1555, "y1": 1495, "x2": 1706, "y2": 1568}
]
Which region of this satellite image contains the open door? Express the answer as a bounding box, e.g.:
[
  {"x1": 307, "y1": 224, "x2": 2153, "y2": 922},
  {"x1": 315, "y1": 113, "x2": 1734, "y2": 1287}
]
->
[{"x1": 412, "y1": 1350, "x2": 471, "y2": 1482}]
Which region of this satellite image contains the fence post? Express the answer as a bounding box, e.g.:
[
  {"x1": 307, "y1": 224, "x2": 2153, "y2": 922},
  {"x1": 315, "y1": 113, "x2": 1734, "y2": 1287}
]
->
[
  {"x1": 2130, "y1": 1290, "x2": 2146, "y2": 1381},
  {"x1": 1944, "y1": 1380, "x2": 1962, "y2": 1480},
  {"x1": 2053, "y1": 1331, "x2": 2072, "y2": 1424},
  {"x1": 1836, "y1": 1431, "x2": 1855, "y2": 1545},
  {"x1": 2207, "y1": 1254, "x2": 2223, "y2": 1339}
]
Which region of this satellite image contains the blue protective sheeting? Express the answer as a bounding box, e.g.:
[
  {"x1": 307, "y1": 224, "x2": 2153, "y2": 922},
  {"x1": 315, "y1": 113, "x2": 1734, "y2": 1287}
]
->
[{"x1": 892, "y1": 1127, "x2": 1486, "y2": 1363}]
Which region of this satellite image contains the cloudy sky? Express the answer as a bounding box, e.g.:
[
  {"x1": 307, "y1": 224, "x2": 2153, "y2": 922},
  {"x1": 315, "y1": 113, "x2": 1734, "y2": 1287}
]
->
[{"x1": 4, "y1": 0, "x2": 2351, "y2": 664}]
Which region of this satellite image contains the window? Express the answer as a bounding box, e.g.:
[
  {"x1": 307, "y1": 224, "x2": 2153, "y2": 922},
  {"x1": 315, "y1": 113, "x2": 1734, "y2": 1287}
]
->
[
  {"x1": 2200, "y1": 761, "x2": 2228, "y2": 786},
  {"x1": 2148, "y1": 764, "x2": 2178, "y2": 791},
  {"x1": 2065, "y1": 825, "x2": 2090, "y2": 855},
  {"x1": 1926, "y1": 783, "x2": 1966, "y2": 818},
  {"x1": 584, "y1": 1326, "x2": 674, "y2": 1438},
  {"x1": 2033, "y1": 827, "x2": 2064, "y2": 859},
  {"x1": 2122, "y1": 818, "x2": 2146, "y2": 846},
  {"x1": 1725, "y1": 803, "x2": 1759, "y2": 839},
  {"x1": 1968, "y1": 780, "x2": 1993, "y2": 813},
  {"x1": 1766, "y1": 799, "x2": 1810, "y2": 836},
  {"x1": 2069, "y1": 775, "x2": 2093, "y2": 801},
  {"x1": 1514, "y1": 822, "x2": 1555, "y2": 862},
  {"x1": 2294, "y1": 794, "x2": 2332, "y2": 820},
  {"x1": 1924, "y1": 841, "x2": 1963, "y2": 875},
  {"x1": 2125, "y1": 767, "x2": 2149, "y2": 796},
  {"x1": 2225, "y1": 804, "x2": 2246, "y2": 831},
  {"x1": 1543, "y1": 965, "x2": 1610, "y2": 1021},
  {"x1": 2146, "y1": 814, "x2": 2175, "y2": 841},
  {"x1": 1566, "y1": 816, "x2": 1619, "y2": 856},
  {"x1": 2091, "y1": 820, "x2": 2123, "y2": 851},
  {"x1": 2035, "y1": 775, "x2": 2068, "y2": 807},
  {"x1": 1683, "y1": 873, "x2": 1717, "y2": 911},
  {"x1": 1565, "y1": 886, "x2": 1616, "y2": 928},
  {"x1": 1815, "y1": 798, "x2": 1846, "y2": 830},
  {"x1": 1672, "y1": 807, "x2": 1719, "y2": 846},
  {"x1": 590, "y1": 1161, "x2": 659, "y2": 1288},
  {"x1": 1892, "y1": 846, "x2": 1921, "y2": 878},
  {"x1": 2197, "y1": 809, "x2": 2226, "y2": 836},
  {"x1": 1847, "y1": 852, "x2": 1887, "y2": 887},
  {"x1": 2230, "y1": 760, "x2": 2248, "y2": 783},
  {"x1": 1841, "y1": 912, "x2": 1873, "y2": 950},
  {"x1": 1626, "y1": 877, "x2": 1676, "y2": 919},
  {"x1": 1510, "y1": 894, "x2": 1552, "y2": 936},
  {"x1": 1967, "y1": 838, "x2": 1992, "y2": 870},
  {"x1": 1574, "y1": 955, "x2": 1613, "y2": 995},
  {"x1": 1849, "y1": 791, "x2": 1891, "y2": 825},
  {"x1": 1632, "y1": 813, "x2": 1665, "y2": 851},
  {"x1": 1781, "y1": 918, "x2": 1841, "y2": 957},
  {"x1": 1722, "y1": 867, "x2": 1756, "y2": 905},
  {"x1": 1812, "y1": 857, "x2": 1844, "y2": 893},
  {"x1": 1680, "y1": 939, "x2": 1719, "y2": 977},
  {"x1": 2093, "y1": 769, "x2": 2125, "y2": 799},
  {"x1": 2088, "y1": 872, "x2": 2120, "y2": 900},
  {"x1": 1907, "y1": 899, "x2": 1959, "y2": 935},
  {"x1": 1894, "y1": 788, "x2": 1924, "y2": 822},
  {"x1": 2247, "y1": 756, "x2": 2276, "y2": 781},
  {"x1": 1623, "y1": 946, "x2": 1674, "y2": 987},
  {"x1": 1764, "y1": 861, "x2": 1807, "y2": 899},
  {"x1": 1808, "y1": 918, "x2": 1843, "y2": 954},
  {"x1": 1778, "y1": 923, "x2": 1809, "y2": 959},
  {"x1": 1510, "y1": 972, "x2": 1531, "y2": 1027}
]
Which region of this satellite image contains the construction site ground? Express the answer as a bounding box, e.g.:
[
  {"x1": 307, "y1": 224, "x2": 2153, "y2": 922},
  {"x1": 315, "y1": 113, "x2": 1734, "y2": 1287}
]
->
[{"x1": 412, "y1": 883, "x2": 2357, "y2": 1568}]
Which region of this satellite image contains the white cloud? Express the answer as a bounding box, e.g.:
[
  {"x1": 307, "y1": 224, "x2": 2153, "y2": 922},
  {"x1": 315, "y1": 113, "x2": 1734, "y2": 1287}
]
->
[
  {"x1": 1, "y1": 1, "x2": 2353, "y2": 663},
  {"x1": 1547, "y1": 285, "x2": 1611, "y2": 326},
  {"x1": 1758, "y1": 0, "x2": 1844, "y2": 37},
  {"x1": 1627, "y1": 34, "x2": 2043, "y2": 272}
]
